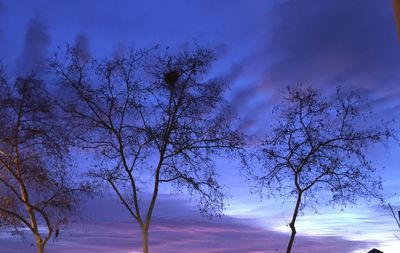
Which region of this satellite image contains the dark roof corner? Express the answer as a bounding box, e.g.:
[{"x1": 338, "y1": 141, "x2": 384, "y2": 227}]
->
[{"x1": 368, "y1": 249, "x2": 383, "y2": 253}]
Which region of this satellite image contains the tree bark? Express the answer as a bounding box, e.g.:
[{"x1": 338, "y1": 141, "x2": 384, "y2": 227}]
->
[
  {"x1": 35, "y1": 239, "x2": 45, "y2": 253},
  {"x1": 286, "y1": 191, "x2": 303, "y2": 253},
  {"x1": 140, "y1": 153, "x2": 163, "y2": 253},
  {"x1": 141, "y1": 226, "x2": 149, "y2": 253}
]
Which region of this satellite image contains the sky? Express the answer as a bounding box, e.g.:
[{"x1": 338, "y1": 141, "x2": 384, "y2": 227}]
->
[{"x1": 1, "y1": 0, "x2": 400, "y2": 252}]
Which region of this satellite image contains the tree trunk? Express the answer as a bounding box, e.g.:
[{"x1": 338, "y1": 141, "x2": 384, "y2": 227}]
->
[
  {"x1": 36, "y1": 240, "x2": 45, "y2": 253},
  {"x1": 142, "y1": 226, "x2": 149, "y2": 253},
  {"x1": 286, "y1": 191, "x2": 303, "y2": 253}
]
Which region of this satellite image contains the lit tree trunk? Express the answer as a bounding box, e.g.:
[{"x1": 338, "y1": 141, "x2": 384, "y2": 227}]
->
[
  {"x1": 16, "y1": 104, "x2": 46, "y2": 253},
  {"x1": 286, "y1": 191, "x2": 303, "y2": 253},
  {"x1": 140, "y1": 154, "x2": 163, "y2": 253},
  {"x1": 34, "y1": 235, "x2": 45, "y2": 253},
  {"x1": 36, "y1": 243, "x2": 45, "y2": 253},
  {"x1": 141, "y1": 226, "x2": 149, "y2": 253}
]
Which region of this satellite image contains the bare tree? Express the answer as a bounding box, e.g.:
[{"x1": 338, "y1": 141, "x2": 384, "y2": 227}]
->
[
  {"x1": 50, "y1": 45, "x2": 244, "y2": 253},
  {"x1": 255, "y1": 86, "x2": 392, "y2": 253},
  {"x1": 0, "y1": 68, "x2": 82, "y2": 253}
]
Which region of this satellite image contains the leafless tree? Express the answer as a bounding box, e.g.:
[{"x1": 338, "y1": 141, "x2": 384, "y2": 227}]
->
[
  {"x1": 0, "y1": 67, "x2": 82, "y2": 253},
  {"x1": 50, "y1": 45, "x2": 244, "y2": 253},
  {"x1": 255, "y1": 85, "x2": 392, "y2": 253}
]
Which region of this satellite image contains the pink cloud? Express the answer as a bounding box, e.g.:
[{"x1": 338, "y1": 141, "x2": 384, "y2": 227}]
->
[{"x1": 0, "y1": 195, "x2": 369, "y2": 253}]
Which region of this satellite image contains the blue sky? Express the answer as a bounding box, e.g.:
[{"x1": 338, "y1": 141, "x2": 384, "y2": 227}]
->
[{"x1": 1, "y1": 0, "x2": 400, "y2": 252}]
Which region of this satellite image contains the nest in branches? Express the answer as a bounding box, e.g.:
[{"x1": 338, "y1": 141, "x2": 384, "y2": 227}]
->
[{"x1": 163, "y1": 70, "x2": 180, "y2": 90}]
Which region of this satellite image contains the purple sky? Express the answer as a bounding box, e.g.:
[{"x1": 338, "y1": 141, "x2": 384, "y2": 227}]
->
[
  {"x1": 0, "y1": 196, "x2": 370, "y2": 253},
  {"x1": 1, "y1": 0, "x2": 400, "y2": 252}
]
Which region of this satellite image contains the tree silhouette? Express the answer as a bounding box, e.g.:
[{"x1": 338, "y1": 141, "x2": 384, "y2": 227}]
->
[
  {"x1": 50, "y1": 45, "x2": 244, "y2": 253},
  {"x1": 254, "y1": 86, "x2": 392, "y2": 253},
  {"x1": 0, "y1": 68, "x2": 82, "y2": 253}
]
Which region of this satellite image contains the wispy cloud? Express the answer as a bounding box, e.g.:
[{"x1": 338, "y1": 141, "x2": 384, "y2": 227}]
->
[
  {"x1": 16, "y1": 16, "x2": 51, "y2": 75},
  {"x1": 225, "y1": 0, "x2": 400, "y2": 133},
  {"x1": 0, "y1": 195, "x2": 370, "y2": 253}
]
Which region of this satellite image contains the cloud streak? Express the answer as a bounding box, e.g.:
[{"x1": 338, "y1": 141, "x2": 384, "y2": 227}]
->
[
  {"x1": 226, "y1": 0, "x2": 400, "y2": 134},
  {"x1": 263, "y1": 0, "x2": 400, "y2": 87},
  {"x1": 17, "y1": 17, "x2": 51, "y2": 75},
  {"x1": 0, "y1": 195, "x2": 369, "y2": 253}
]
